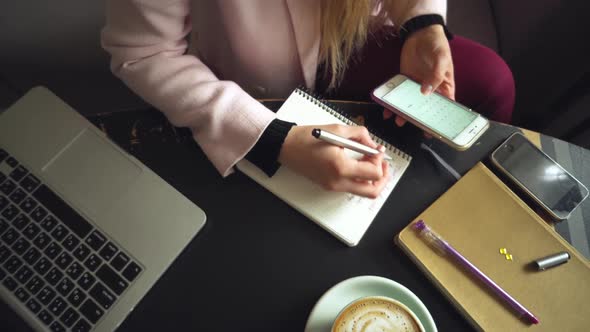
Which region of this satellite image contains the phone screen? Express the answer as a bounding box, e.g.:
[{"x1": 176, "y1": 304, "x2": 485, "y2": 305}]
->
[
  {"x1": 382, "y1": 79, "x2": 477, "y2": 140},
  {"x1": 493, "y1": 134, "x2": 589, "y2": 219}
]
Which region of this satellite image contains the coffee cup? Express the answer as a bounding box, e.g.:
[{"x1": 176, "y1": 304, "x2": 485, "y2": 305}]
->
[{"x1": 331, "y1": 295, "x2": 425, "y2": 332}]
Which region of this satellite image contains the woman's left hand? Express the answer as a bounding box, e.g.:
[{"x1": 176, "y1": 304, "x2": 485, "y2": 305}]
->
[{"x1": 385, "y1": 24, "x2": 455, "y2": 127}]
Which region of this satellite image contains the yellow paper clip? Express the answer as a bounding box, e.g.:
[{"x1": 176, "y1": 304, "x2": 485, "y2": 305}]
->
[{"x1": 499, "y1": 248, "x2": 513, "y2": 261}]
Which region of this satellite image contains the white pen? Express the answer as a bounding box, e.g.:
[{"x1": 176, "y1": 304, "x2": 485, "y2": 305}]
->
[{"x1": 311, "y1": 128, "x2": 392, "y2": 161}]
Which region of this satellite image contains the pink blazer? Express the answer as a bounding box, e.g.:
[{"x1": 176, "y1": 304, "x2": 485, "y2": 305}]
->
[{"x1": 101, "y1": 0, "x2": 446, "y2": 176}]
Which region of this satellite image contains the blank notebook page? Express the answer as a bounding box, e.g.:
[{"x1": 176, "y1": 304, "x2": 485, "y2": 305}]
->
[{"x1": 237, "y1": 90, "x2": 411, "y2": 246}]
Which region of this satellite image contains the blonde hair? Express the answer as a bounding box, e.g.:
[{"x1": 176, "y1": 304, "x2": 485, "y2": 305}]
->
[{"x1": 319, "y1": 0, "x2": 406, "y2": 89}]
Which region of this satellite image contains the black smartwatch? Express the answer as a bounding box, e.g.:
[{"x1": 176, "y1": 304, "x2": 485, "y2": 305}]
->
[{"x1": 398, "y1": 14, "x2": 453, "y2": 44}]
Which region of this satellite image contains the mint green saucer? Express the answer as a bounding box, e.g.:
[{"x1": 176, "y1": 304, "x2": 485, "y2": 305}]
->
[{"x1": 304, "y1": 275, "x2": 437, "y2": 332}]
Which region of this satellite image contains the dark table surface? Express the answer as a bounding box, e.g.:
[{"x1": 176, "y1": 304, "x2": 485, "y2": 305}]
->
[{"x1": 3, "y1": 100, "x2": 589, "y2": 331}]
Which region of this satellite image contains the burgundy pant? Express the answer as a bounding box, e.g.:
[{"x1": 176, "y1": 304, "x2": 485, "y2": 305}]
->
[{"x1": 317, "y1": 32, "x2": 516, "y2": 124}]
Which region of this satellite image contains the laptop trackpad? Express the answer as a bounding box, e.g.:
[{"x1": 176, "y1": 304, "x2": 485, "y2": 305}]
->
[{"x1": 43, "y1": 128, "x2": 142, "y2": 219}]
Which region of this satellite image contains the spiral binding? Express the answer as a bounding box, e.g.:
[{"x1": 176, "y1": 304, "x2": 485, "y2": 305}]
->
[{"x1": 294, "y1": 88, "x2": 411, "y2": 161}]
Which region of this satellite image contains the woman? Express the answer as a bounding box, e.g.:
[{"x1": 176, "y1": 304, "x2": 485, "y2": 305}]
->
[{"x1": 102, "y1": 0, "x2": 514, "y2": 198}]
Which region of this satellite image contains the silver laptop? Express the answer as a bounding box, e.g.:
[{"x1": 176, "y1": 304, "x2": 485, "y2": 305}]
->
[{"x1": 0, "y1": 87, "x2": 206, "y2": 332}]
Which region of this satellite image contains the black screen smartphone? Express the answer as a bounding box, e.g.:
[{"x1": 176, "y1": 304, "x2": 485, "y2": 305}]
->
[{"x1": 491, "y1": 133, "x2": 589, "y2": 220}]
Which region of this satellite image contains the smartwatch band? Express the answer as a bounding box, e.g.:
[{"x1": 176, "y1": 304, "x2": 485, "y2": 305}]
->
[{"x1": 398, "y1": 14, "x2": 453, "y2": 44}]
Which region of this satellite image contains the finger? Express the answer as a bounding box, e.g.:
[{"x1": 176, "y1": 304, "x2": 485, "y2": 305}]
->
[
  {"x1": 436, "y1": 81, "x2": 455, "y2": 100},
  {"x1": 383, "y1": 108, "x2": 394, "y2": 120},
  {"x1": 446, "y1": 66, "x2": 456, "y2": 100},
  {"x1": 373, "y1": 160, "x2": 391, "y2": 189},
  {"x1": 395, "y1": 116, "x2": 406, "y2": 127},
  {"x1": 339, "y1": 161, "x2": 391, "y2": 198},
  {"x1": 421, "y1": 83, "x2": 434, "y2": 95},
  {"x1": 337, "y1": 178, "x2": 382, "y2": 198},
  {"x1": 421, "y1": 54, "x2": 446, "y2": 95},
  {"x1": 344, "y1": 126, "x2": 378, "y2": 148},
  {"x1": 342, "y1": 155, "x2": 384, "y2": 181}
]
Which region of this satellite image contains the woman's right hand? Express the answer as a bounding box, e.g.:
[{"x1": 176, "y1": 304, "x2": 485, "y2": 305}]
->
[{"x1": 278, "y1": 124, "x2": 390, "y2": 198}]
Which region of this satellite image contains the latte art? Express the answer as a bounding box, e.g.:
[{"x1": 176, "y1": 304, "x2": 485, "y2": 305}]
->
[{"x1": 332, "y1": 297, "x2": 423, "y2": 332}]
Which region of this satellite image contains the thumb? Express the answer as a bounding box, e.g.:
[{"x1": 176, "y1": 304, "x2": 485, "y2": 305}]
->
[{"x1": 421, "y1": 55, "x2": 445, "y2": 95}]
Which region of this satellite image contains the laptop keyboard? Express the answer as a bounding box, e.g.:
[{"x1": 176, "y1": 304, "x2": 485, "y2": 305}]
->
[{"x1": 0, "y1": 148, "x2": 143, "y2": 332}]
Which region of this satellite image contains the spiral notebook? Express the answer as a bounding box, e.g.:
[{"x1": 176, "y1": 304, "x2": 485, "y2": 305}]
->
[{"x1": 237, "y1": 89, "x2": 412, "y2": 246}]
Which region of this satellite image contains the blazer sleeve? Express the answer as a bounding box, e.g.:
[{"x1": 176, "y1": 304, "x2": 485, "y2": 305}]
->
[
  {"x1": 387, "y1": 0, "x2": 447, "y2": 26},
  {"x1": 101, "y1": 0, "x2": 276, "y2": 177}
]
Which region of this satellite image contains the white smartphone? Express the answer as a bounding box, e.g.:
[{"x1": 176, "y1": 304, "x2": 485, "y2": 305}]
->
[
  {"x1": 491, "y1": 132, "x2": 589, "y2": 220},
  {"x1": 372, "y1": 74, "x2": 489, "y2": 150}
]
